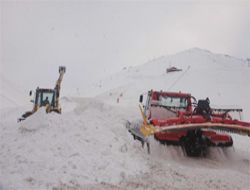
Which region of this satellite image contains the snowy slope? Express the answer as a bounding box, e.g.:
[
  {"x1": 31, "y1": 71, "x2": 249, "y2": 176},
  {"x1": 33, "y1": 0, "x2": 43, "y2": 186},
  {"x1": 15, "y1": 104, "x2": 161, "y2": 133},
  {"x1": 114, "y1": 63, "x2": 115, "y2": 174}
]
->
[
  {"x1": 0, "y1": 74, "x2": 27, "y2": 109},
  {"x1": 95, "y1": 48, "x2": 250, "y2": 120},
  {"x1": 0, "y1": 48, "x2": 250, "y2": 190}
]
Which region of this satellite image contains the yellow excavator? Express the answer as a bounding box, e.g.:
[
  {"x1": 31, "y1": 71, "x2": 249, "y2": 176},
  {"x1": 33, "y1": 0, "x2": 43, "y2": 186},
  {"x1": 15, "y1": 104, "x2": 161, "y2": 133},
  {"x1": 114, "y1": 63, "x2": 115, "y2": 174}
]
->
[{"x1": 18, "y1": 66, "x2": 66, "y2": 122}]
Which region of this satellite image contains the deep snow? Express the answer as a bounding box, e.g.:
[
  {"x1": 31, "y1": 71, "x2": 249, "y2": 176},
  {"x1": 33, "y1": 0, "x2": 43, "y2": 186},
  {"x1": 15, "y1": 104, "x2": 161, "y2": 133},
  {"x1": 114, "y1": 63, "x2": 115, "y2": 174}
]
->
[{"x1": 0, "y1": 48, "x2": 250, "y2": 190}]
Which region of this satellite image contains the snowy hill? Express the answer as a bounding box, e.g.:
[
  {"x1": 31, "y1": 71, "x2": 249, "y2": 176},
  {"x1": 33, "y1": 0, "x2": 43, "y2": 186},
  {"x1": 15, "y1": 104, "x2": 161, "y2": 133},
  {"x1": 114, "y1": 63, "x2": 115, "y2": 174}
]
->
[
  {"x1": 94, "y1": 48, "x2": 250, "y2": 119},
  {"x1": 1, "y1": 48, "x2": 250, "y2": 190}
]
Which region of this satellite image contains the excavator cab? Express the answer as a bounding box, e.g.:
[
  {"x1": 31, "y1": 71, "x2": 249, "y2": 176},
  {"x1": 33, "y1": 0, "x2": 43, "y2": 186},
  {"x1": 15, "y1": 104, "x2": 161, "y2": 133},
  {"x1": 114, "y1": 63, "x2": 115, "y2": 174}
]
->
[{"x1": 34, "y1": 88, "x2": 56, "y2": 107}]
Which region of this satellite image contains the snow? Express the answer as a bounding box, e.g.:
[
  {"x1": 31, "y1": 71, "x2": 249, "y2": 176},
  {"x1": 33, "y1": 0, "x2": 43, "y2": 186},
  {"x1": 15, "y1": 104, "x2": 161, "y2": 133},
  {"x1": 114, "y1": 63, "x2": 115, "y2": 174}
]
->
[
  {"x1": 0, "y1": 74, "x2": 27, "y2": 109},
  {"x1": 1, "y1": 48, "x2": 250, "y2": 190}
]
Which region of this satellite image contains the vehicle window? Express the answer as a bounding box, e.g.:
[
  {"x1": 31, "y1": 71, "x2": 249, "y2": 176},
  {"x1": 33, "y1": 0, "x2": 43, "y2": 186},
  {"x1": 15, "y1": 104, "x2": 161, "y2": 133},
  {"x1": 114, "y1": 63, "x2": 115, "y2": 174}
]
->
[
  {"x1": 159, "y1": 96, "x2": 187, "y2": 107},
  {"x1": 42, "y1": 92, "x2": 54, "y2": 104}
]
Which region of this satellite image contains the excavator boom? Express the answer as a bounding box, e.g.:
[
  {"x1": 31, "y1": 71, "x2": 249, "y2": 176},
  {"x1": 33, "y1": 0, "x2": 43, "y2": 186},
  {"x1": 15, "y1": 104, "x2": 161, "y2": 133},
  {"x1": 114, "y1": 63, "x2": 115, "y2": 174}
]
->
[{"x1": 54, "y1": 66, "x2": 66, "y2": 108}]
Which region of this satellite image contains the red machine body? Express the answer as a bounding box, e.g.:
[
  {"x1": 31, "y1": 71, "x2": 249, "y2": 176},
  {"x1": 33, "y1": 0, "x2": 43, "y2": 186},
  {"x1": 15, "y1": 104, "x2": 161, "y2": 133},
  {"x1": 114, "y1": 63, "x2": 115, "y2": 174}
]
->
[{"x1": 141, "y1": 90, "x2": 250, "y2": 155}]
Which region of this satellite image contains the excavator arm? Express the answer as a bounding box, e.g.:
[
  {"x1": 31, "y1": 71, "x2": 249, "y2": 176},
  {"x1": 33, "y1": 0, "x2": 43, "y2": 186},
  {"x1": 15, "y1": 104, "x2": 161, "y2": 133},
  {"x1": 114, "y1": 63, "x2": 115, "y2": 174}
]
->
[{"x1": 54, "y1": 66, "x2": 66, "y2": 109}]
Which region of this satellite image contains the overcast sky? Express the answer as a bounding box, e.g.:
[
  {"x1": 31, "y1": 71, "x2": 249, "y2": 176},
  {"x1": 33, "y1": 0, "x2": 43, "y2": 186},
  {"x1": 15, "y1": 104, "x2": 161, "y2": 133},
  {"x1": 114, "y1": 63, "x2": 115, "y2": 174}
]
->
[{"x1": 0, "y1": 0, "x2": 250, "y2": 91}]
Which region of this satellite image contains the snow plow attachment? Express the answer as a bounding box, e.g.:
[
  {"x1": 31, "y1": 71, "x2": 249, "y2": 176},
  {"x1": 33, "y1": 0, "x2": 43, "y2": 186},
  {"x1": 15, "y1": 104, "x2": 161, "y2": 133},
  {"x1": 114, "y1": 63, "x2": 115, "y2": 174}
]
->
[
  {"x1": 126, "y1": 121, "x2": 151, "y2": 154},
  {"x1": 127, "y1": 90, "x2": 250, "y2": 156}
]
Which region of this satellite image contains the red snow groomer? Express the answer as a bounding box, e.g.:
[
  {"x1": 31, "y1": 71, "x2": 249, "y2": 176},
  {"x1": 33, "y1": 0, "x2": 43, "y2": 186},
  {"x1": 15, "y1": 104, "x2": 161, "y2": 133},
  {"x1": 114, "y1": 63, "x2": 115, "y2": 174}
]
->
[{"x1": 127, "y1": 90, "x2": 250, "y2": 157}]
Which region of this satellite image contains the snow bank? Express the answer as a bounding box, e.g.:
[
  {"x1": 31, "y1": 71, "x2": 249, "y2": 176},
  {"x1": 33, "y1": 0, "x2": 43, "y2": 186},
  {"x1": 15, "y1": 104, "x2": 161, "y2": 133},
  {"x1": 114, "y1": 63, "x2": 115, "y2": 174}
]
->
[{"x1": 0, "y1": 98, "x2": 148, "y2": 190}]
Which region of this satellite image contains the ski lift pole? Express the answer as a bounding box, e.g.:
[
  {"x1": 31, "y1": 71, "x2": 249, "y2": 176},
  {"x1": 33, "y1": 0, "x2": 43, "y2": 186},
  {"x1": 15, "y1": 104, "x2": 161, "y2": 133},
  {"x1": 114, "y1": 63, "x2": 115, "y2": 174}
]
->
[{"x1": 167, "y1": 65, "x2": 191, "y2": 91}]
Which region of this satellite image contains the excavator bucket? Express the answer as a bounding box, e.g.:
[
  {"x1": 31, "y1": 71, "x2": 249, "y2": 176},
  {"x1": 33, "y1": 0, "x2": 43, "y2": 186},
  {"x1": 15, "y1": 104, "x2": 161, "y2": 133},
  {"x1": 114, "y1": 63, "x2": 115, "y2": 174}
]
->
[{"x1": 59, "y1": 66, "x2": 66, "y2": 74}]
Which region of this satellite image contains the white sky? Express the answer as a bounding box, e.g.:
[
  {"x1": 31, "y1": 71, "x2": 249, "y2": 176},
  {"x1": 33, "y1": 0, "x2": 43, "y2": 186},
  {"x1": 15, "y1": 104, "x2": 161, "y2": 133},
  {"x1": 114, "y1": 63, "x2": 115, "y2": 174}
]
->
[{"x1": 0, "y1": 0, "x2": 250, "y2": 91}]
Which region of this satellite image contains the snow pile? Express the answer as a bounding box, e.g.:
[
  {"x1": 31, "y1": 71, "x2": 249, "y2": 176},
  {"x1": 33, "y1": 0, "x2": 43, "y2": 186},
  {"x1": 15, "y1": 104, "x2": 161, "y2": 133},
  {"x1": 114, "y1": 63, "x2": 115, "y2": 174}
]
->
[
  {"x1": 0, "y1": 98, "x2": 148, "y2": 190},
  {"x1": 0, "y1": 48, "x2": 250, "y2": 190}
]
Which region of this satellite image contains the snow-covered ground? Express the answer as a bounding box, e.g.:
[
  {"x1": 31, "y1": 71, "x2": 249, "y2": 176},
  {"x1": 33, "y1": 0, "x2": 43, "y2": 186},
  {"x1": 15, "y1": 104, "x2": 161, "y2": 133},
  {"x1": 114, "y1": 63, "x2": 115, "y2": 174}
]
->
[{"x1": 0, "y1": 48, "x2": 250, "y2": 190}]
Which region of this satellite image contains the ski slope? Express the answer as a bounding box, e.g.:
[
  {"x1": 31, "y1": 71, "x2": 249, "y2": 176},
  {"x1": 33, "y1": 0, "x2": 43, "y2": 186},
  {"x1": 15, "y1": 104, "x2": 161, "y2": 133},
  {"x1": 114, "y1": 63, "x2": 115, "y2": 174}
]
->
[{"x1": 0, "y1": 48, "x2": 250, "y2": 190}]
